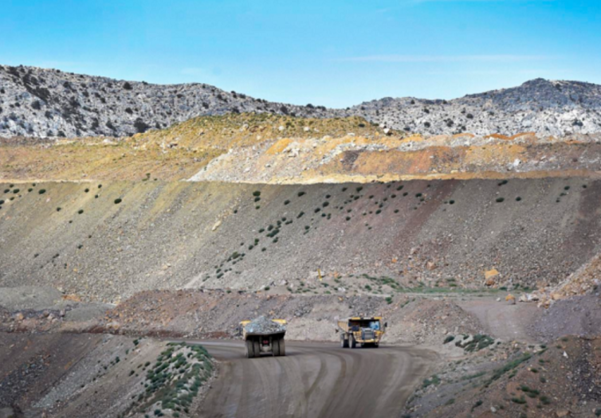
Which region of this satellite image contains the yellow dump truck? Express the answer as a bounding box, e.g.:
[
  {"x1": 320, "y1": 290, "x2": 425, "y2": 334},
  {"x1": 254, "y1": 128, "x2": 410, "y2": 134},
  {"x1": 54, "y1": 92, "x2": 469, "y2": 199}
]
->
[
  {"x1": 337, "y1": 317, "x2": 386, "y2": 348},
  {"x1": 240, "y1": 318, "x2": 287, "y2": 358}
]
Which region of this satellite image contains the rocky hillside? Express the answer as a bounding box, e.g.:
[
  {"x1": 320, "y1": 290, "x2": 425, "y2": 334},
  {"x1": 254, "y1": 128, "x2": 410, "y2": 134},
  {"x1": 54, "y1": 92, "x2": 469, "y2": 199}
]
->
[
  {"x1": 353, "y1": 78, "x2": 601, "y2": 137},
  {"x1": 0, "y1": 65, "x2": 332, "y2": 139},
  {"x1": 2, "y1": 64, "x2": 601, "y2": 138},
  {"x1": 1, "y1": 178, "x2": 600, "y2": 303}
]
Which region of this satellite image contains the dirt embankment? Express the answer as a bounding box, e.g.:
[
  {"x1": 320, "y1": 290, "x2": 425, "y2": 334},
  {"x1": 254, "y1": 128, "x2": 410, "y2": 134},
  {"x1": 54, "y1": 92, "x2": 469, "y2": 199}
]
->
[
  {"x1": 405, "y1": 335, "x2": 601, "y2": 418},
  {"x1": 2, "y1": 178, "x2": 601, "y2": 302}
]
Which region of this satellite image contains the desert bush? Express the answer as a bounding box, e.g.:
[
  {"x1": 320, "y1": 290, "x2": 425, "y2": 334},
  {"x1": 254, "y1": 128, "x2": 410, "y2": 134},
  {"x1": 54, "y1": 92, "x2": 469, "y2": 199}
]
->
[
  {"x1": 114, "y1": 198, "x2": 122, "y2": 204},
  {"x1": 443, "y1": 335, "x2": 455, "y2": 344},
  {"x1": 39, "y1": 189, "x2": 46, "y2": 194},
  {"x1": 496, "y1": 197, "x2": 505, "y2": 203}
]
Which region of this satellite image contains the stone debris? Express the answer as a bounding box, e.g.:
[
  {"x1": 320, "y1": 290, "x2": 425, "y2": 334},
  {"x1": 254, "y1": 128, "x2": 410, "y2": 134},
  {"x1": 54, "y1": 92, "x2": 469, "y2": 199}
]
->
[{"x1": 244, "y1": 316, "x2": 286, "y2": 335}]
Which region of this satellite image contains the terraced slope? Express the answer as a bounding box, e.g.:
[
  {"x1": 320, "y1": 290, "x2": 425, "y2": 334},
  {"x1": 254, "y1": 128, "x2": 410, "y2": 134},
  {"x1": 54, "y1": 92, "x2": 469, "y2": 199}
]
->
[{"x1": 1, "y1": 178, "x2": 600, "y2": 302}]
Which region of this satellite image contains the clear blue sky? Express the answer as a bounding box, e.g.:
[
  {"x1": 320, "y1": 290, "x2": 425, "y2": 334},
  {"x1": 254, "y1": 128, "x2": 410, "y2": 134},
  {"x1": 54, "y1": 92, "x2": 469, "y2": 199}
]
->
[{"x1": 1, "y1": 0, "x2": 600, "y2": 107}]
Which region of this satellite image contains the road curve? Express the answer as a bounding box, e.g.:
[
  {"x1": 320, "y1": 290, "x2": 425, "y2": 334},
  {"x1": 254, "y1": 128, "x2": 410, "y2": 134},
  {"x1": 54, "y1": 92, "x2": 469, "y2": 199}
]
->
[{"x1": 195, "y1": 341, "x2": 438, "y2": 418}]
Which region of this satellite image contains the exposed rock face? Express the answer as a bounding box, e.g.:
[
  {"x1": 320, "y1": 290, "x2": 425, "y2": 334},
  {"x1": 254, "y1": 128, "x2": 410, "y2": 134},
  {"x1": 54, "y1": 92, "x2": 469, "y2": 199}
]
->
[
  {"x1": 355, "y1": 78, "x2": 601, "y2": 137},
  {"x1": 0, "y1": 65, "x2": 331, "y2": 138},
  {"x1": 2, "y1": 64, "x2": 601, "y2": 138}
]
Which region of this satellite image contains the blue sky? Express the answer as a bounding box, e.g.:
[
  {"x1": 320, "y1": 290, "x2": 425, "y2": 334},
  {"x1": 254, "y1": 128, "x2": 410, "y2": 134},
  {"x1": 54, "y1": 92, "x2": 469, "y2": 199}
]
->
[{"x1": 1, "y1": 0, "x2": 600, "y2": 107}]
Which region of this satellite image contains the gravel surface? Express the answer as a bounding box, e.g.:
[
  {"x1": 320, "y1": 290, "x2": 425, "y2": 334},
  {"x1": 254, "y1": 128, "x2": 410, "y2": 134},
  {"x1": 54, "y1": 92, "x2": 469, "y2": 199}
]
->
[
  {"x1": 532, "y1": 294, "x2": 601, "y2": 342},
  {"x1": 243, "y1": 316, "x2": 286, "y2": 335}
]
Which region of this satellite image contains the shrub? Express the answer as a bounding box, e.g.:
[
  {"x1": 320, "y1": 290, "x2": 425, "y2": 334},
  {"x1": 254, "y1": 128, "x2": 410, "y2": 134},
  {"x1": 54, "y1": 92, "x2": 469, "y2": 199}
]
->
[
  {"x1": 84, "y1": 188, "x2": 89, "y2": 193},
  {"x1": 298, "y1": 191, "x2": 305, "y2": 197},
  {"x1": 254, "y1": 196, "x2": 261, "y2": 202},
  {"x1": 253, "y1": 191, "x2": 261, "y2": 197},
  {"x1": 496, "y1": 197, "x2": 505, "y2": 203},
  {"x1": 39, "y1": 189, "x2": 46, "y2": 194},
  {"x1": 78, "y1": 209, "x2": 84, "y2": 214},
  {"x1": 443, "y1": 335, "x2": 455, "y2": 344},
  {"x1": 114, "y1": 198, "x2": 122, "y2": 204},
  {"x1": 516, "y1": 197, "x2": 522, "y2": 201},
  {"x1": 471, "y1": 400, "x2": 483, "y2": 411},
  {"x1": 13, "y1": 189, "x2": 20, "y2": 194},
  {"x1": 284, "y1": 200, "x2": 290, "y2": 205}
]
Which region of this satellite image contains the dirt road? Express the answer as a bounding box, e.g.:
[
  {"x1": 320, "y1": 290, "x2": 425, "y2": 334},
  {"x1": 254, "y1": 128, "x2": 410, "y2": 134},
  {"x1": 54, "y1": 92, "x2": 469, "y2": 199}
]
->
[
  {"x1": 196, "y1": 341, "x2": 438, "y2": 418},
  {"x1": 458, "y1": 297, "x2": 543, "y2": 343}
]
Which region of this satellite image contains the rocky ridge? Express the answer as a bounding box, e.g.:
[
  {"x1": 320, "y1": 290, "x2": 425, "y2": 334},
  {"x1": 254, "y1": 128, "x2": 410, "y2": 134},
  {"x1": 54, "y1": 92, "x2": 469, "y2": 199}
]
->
[{"x1": 2, "y1": 64, "x2": 601, "y2": 138}]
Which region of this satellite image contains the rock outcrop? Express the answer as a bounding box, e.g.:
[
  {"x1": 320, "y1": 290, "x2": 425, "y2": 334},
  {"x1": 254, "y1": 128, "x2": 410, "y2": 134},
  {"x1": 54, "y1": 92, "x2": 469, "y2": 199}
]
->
[{"x1": 2, "y1": 64, "x2": 601, "y2": 138}]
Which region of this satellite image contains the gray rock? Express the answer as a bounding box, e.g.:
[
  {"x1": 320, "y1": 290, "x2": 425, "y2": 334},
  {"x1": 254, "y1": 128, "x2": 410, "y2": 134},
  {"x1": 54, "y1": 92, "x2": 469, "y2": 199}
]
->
[{"x1": 2, "y1": 66, "x2": 601, "y2": 138}]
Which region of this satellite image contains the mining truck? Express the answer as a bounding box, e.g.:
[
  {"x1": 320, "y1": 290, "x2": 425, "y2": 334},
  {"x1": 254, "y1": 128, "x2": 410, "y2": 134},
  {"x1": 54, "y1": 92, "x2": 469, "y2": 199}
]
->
[
  {"x1": 337, "y1": 317, "x2": 386, "y2": 348},
  {"x1": 241, "y1": 317, "x2": 287, "y2": 358}
]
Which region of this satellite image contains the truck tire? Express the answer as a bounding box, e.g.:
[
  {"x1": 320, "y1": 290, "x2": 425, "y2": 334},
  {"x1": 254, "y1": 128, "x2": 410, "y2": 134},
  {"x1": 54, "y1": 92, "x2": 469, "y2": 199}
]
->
[
  {"x1": 252, "y1": 339, "x2": 260, "y2": 357},
  {"x1": 246, "y1": 340, "x2": 255, "y2": 358},
  {"x1": 279, "y1": 338, "x2": 286, "y2": 356},
  {"x1": 341, "y1": 335, "x2": 349, "y2": 348},
  {"x1": 350, "y1": 335, "x2": 357, "y2": 349},
  {"x1": 374, "y1": 343, "x2": 379, "y2": 348},
  {"x1": 272, "y1": 338, "x2": 281, "y2": 356}
]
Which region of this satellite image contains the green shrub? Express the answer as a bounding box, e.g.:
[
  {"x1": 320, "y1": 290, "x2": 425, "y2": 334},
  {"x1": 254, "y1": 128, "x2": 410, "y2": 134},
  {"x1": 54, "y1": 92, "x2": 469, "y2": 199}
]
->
[
  {"x1": 78, "y1": 209, "x2": 84, "y2": 214},
  {"x1": 253, "y1": 191, "x2": 261, "y2": 197},
  {"x1": 516, "y1": 197, "x2": 522, "y2": 201},
  {"x1": 13, "y1": 189, "x2": 20, "y2": 194},
  {"x1": 422, "y1": 375, "x2": 441, "y2": 388},
  {"x1": 39, "y1": 189, "x2": 47, "y2": 194},
  {"x1": 496, "y1": 197, "x2": 505, "y2": 203},
  {"x1": 298, "y1": 191, "x2": 305, "y2": 197},
  {"x1": 443, "y1": 335, "x2": 455, "y2": 344},
  {"x1": 114, "y1": 198, "x2": 122, "y2": 204},
  {"x1": 284, "y1": 200, "x2": 290, "y2": 205},
  {"x1": 471, "y1": 400, "x2": 483, "y2": 411},
  {"x1": 85, "y1": 188, "x2": 89, "y2": 193}
]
